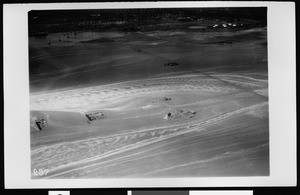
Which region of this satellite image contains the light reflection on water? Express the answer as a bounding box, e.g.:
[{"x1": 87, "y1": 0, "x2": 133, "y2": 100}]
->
[{"x1": 29, "y1": 31, "x2": 124, "y2": 47}]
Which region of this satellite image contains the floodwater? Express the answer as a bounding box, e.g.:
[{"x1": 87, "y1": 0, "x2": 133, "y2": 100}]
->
[{"x1": 30, "y1": 24, "x2": 269, "y2": 178}]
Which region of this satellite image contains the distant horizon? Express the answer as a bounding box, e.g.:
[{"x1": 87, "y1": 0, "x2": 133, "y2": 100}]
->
[{"x1": 29, "y1": 7, "x2": 267, "y2": 35}]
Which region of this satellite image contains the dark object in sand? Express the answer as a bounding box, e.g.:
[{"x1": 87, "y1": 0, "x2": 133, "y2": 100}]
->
[
  {"x1": 85, "y1": 112, "x2": 107, "y2": 121},
  {"x1": 167, "y1": 109, "x2": 197, "y2": 120},
  {"x1": 164, "y1": 62, "x2": 179, "y2": 68},
  {"x1": 163, "y1": 97, "x2": 171, "y2": 101},
  {"x1": 35, "y1": 119, "x2": 47, "y2": 130}
]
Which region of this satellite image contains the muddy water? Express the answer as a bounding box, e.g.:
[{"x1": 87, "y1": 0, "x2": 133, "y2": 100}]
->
[{"x1": 30, "y1": 27, "x2": 268, "y2": 178}]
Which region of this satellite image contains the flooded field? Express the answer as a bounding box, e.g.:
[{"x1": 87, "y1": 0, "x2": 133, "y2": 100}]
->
[{"x1": 29, "y1": 11, "x2": 268, "y2": 178}]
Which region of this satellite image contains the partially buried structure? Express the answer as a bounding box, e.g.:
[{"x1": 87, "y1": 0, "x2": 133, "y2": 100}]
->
[
  {"x1": 35, "y1": 119, "x2": 47, "y2": 130},
  {"x1": 167, "y1": 109, "x2": 197, "y2": 120},
  {"x1": 85, "y1": 112, "x2": 107, "y2": 121}
]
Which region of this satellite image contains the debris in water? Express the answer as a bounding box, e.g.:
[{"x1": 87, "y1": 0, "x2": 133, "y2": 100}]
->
[
  {"x1": 35, "y1": 119, "x2": 47, "y2": 130},
  {"x1": 166, "y1": 109, "x2": 197, "y2": 120},
  {"x1": 85, "y1": 112, "x2": 107, "y2": 121}
]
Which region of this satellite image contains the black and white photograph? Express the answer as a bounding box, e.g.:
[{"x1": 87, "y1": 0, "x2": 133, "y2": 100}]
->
[
  {"x1": 29, "y1": 7, "x2": 269, "y2": 178},
  {"x1": 3, "y1": 1, "x2": 296, "y2": 188}
]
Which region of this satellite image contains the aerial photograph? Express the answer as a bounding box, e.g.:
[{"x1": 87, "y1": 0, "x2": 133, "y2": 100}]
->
[{"x1": 29, "y1": 7, "x2": 269, "y2": 178}]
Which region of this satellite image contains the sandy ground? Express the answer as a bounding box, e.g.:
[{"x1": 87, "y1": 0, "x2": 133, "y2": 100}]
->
[{"x1": 30, "y1": 25, "x2": 268, "y2": 178}]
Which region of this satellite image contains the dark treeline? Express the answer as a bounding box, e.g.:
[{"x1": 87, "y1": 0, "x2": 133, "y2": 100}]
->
[{"x1": 29, "y1": 7, "x2": 267, "y2": 35}]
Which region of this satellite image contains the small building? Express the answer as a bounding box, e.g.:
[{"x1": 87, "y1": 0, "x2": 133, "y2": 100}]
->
[
  {"x1": 85, "y1": 112, "x2": 107, "y2": 121},
  {"x1": 35, "y1": 119, "x2": 47, "y2": 130}
]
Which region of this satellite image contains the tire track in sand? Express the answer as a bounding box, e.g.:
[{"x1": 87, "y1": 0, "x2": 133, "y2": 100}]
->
[{"x1": 41, "y1": 101, "x2": 267, "y2": 178}]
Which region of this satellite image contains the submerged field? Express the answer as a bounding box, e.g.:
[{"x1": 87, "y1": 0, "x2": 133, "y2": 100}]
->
[{"x1": 30, "y1": 22, "x2": 269, "y2": 178}]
